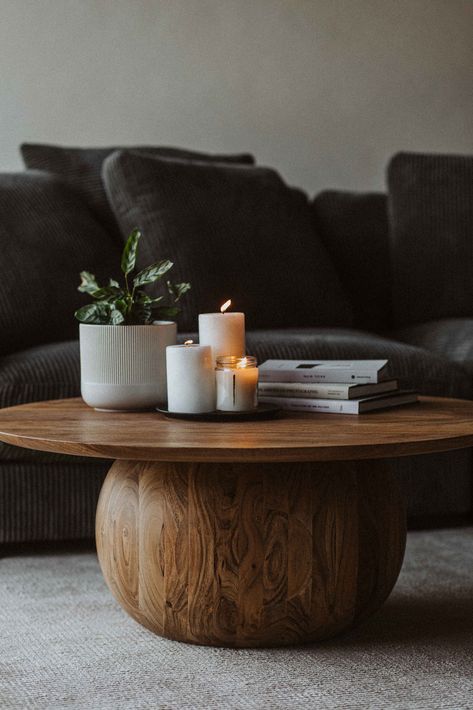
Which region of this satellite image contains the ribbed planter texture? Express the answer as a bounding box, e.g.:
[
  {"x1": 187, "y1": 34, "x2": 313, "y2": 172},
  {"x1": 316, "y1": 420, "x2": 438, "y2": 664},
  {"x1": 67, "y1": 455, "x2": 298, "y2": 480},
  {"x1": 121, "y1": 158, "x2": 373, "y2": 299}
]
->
[{"x1": 80, "y1": 322, "x2": 177, "y2": 410}]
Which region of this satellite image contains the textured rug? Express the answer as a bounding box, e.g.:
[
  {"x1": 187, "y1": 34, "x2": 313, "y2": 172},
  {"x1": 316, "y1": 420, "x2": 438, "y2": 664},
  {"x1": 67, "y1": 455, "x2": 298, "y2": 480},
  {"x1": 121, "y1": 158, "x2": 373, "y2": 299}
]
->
[{"x1": 1, "y1": 528, "x2": 472, "y2": 709}]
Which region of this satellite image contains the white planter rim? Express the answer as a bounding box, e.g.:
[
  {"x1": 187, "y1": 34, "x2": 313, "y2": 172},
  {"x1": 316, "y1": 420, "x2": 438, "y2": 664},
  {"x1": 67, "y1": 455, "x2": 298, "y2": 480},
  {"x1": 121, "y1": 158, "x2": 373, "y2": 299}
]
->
[{"x1": 79, "y1": 321, "x2": 176, "y2": 330}]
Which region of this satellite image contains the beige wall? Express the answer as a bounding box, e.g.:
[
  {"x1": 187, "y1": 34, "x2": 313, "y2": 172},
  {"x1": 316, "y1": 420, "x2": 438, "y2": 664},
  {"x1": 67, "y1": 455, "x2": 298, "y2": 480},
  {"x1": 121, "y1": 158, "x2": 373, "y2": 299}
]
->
[{"x1": 1, "y1": 0, "x2": 472, "y2": 193}]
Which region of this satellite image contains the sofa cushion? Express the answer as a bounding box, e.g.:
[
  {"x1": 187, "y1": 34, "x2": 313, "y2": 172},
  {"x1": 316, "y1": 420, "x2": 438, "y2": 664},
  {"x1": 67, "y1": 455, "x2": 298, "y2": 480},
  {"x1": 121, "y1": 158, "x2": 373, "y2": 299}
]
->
[
  {"x1": 182, "y1": 327, "x2": 473, "y2": 521},
  {"x1": 388, "y1": 151, "x2": 473, "y2": 326},
  {"x1": 393, "y1": 319, "x2": 473, "y2": 376},
  {"x1": 21, "y1": 143, "x2": 255, "y2": 238},
  {"x1": 0, "y1": 459, "x2": 108, "y2": 543},
  {"x1": 178, "y1": 328, "x2": 473, "y2": 400},
  {"x1": 0, "y1": 171, "x2": 121, "y2": 356},
  {"x1": 0, "y1": 339, "x2": 80, "y2": 409},
  {"x1": 2, "y1": 330, "x2": 471, "y2": 535},
  {"x1": 311, "y1": 190, "x2": 391, "y2": 332},
  {"x1": 0, "y1": 340, "x2": 81, "y2": 462},
  {"x1": 103, "y1": 150, "x2": 353, "y2": 332}
]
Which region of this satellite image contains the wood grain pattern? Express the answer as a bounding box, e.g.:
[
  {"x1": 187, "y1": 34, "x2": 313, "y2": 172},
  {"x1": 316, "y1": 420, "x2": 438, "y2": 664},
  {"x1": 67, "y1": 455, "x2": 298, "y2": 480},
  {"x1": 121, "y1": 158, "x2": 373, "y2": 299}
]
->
[
  {"x1": 0, "y1": 396, "x2": 472, "y2": 462},
  {"x1": 96, "y1": 458, "x2": 406, "y2": 647}
]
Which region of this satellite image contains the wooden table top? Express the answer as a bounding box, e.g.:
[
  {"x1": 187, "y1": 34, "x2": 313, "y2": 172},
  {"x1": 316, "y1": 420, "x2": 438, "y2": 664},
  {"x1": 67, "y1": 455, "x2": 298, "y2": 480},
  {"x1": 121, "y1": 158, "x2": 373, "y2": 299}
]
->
[{"x1": 0, "y1": 396, "x2": 473, "y2": 463}]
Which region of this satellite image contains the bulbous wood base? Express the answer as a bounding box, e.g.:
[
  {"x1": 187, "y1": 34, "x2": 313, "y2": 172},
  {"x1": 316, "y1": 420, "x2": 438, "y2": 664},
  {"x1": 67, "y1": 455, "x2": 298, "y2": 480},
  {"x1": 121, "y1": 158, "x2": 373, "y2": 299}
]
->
[{"x1": 96, "y1": 459, "x2": 406, "y2": 647}]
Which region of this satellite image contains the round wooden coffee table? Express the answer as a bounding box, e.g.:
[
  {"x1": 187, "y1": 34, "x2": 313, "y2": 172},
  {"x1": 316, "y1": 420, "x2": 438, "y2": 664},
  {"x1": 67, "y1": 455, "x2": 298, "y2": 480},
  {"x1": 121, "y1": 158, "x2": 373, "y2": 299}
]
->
[{"x1": 0, "y1": 396, "x2": 472, "y2": 648}]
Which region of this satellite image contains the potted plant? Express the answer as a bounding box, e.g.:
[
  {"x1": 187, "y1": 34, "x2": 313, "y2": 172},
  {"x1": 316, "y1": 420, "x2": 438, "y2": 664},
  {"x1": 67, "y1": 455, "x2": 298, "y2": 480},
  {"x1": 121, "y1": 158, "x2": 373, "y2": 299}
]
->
[{"x1": 75, "y1": 228, "x2": 190, "y2": 410}]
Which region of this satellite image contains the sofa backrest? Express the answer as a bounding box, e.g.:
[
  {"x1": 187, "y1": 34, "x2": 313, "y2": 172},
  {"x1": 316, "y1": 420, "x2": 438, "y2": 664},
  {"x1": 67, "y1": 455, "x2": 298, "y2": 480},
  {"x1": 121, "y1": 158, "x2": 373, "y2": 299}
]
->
[
  {"x1": 0, "y1": 170, "x2": 122, "y2": 355},
  {"x1": 311, "y1": 190, "x2": 392, "y2": 333},
  {"x1": 388, "y1": 151, "x2": 473, "y2": 326}
]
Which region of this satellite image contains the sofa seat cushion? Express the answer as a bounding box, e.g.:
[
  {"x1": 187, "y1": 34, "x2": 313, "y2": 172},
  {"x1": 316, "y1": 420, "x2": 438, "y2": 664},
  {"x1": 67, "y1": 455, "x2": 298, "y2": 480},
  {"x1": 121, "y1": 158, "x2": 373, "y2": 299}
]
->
[
  {"x1": 21, "y1": 143, "x2": 255, "y2": 238},
  {"x1": 1, "y1": 330, "x2": 471, "y2": 537},
  {"x1": 243, "y1": 328, "x2": 473, "y2": 522},
  {"x1": 179, "y1": 327, "x2": 473, "y2": 400},
  {"x1": 103, "y1": 150, "x2": 353, "y2": 332},
  {"x1": 392, "y1": 319, "x2": 473, "y2": 376},
  {"x1": 0, "y1": 340, "x2": 80, "y2": 462},
  {"x1": 0, "y1": 459, "x2": 108, "y2": 543}
]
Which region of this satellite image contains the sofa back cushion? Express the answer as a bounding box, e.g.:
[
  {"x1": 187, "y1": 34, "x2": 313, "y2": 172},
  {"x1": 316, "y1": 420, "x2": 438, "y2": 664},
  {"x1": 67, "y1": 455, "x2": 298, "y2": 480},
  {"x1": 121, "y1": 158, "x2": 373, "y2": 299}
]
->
[
  {"x1": 0, "y1": 171, "x2": 121, "y2": 356},
  {"x1": 103, "y1": 150, "x2": 353, "y2": 332},
  {"x1": 21, "y1": 143, "x2": 255, "y2": 238},
  {"x1": 388, "y1": 151, "x2": 473, "y2": 326},
  {"x1": 311, "y1": 190, "x2": 391, "y2": 332}
]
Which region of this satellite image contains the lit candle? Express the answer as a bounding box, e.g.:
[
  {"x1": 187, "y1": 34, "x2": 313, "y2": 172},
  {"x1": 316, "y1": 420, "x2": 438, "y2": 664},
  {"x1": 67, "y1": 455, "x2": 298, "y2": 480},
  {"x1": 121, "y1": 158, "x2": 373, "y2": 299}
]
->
[
  {"x1": 166, "y1": 341, "x2": 216, "y2": 413},
  {"x1": 198, "y1": 299, "x2": 245, "y2": 363},
  {"x1": 216, "y1": 356, "x2": 258, "y2": 411}
]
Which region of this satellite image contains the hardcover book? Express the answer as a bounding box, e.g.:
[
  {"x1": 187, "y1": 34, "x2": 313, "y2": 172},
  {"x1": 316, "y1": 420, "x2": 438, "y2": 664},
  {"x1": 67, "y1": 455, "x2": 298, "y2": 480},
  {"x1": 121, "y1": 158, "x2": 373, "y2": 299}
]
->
[
  {"x1": 258, "y1": 379, "x2": 398, "y2": 400},
  {"x1": 259, "y1": 359, "x2": 389, "y2": 384},
  {"x1": 259, "y1": 390, "x2": 418, "y2": 415}
]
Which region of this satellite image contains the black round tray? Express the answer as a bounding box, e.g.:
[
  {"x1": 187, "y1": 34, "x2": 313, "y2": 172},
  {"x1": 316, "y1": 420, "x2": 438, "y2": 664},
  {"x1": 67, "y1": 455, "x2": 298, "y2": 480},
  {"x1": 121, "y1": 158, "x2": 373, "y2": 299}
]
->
[{"x1": 156, "y1": 403, "x2": 281, "y2": 422}]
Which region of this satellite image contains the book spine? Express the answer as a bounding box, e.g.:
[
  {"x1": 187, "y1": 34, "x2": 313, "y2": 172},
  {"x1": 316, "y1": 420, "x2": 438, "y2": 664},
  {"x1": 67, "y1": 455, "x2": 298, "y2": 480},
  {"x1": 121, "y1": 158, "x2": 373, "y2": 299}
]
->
[
  {"x1": 259, "y1": 395, "x2": 359, "y2": 414},
  {"x1": 258, "y1": 370, "x2": 377, "y2": 384},
  {"x1": 258, "y1": 383, "x2": 349, "y2": 399}
]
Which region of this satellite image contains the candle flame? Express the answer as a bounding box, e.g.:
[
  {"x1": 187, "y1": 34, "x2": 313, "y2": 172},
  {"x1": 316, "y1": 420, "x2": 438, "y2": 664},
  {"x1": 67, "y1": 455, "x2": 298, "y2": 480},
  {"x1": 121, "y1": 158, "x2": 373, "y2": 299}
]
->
[
  {"x1": 220, "y1": 299, "x2": 231, "y2": 313},
  {"x1": 184, "y1": 340, "x2": 194, "y2": 346},
  {"x1": 237, "y1": 357, "x2": 248, "y2": 368}
]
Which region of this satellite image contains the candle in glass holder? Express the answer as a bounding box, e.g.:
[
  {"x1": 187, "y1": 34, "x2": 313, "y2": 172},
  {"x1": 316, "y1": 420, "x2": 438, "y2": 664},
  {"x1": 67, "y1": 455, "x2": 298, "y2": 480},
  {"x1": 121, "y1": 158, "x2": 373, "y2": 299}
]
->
[
  {"x1": 166, "y1": 341, "x2": 215, "y2": 413},
  {"x1": 216, "y1": 355, "x2": 258, "y2": 411},
  {"x1": 198, "y1": 299, "x2": 245, "y2": 363}
]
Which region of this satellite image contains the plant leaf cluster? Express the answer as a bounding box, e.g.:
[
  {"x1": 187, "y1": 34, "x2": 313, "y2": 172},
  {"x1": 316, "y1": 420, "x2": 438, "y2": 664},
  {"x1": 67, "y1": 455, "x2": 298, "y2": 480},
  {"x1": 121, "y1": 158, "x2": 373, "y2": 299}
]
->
[{"x1": 75, "y1": 229, "x2": 191, "y2": 325}]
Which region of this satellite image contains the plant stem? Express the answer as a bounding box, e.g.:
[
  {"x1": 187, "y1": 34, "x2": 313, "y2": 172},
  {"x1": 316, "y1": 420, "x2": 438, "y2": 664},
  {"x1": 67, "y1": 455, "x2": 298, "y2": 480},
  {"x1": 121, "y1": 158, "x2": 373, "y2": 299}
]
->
[{"x1": 124, "y1": 274, "x2": 132, "y2": 316}]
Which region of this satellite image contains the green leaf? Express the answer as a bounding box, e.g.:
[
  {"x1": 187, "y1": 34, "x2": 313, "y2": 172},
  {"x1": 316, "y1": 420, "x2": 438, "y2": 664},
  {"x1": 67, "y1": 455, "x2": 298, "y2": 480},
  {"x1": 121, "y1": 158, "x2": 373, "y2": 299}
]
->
[
  {"x1": 153, "y1": 305, "x2": 180, "y2": 320},
  {"x1": 135, "y1": 291, "x2": 164, "y2": 306},
  {"x1": 75, "y1": 302, "x2": 112, "y2": 324},
  {"x1": 121, "y1": 228, "x2": 141, "y2": 275},
  {"x1": 113, "y1": 298, "x2": 128, "y2": 315},
  {"x1": 109, "y1": 278, "x2": 120, "y2": 288},
  {"x1": 109, "y1": 307, "x2": 125, "y2": 325},
  {"x1": 75, "y1": 302, "x2": 125, "y2": 325},
  {"x1": 78, "y1": 271, "x2": 99, "y2": 294},
  {"x1": 130, "y1": 302, "x2": 153, "y2": 324},
  {"x1": 90, "y1": 286, "x2": 124, "y2": 301},
  {"x1": 167, "y1": 281, "x2": 191, "y2": 302},
  {"x1": 133, "y1": 259, "x2": 173, "y2": 288}
]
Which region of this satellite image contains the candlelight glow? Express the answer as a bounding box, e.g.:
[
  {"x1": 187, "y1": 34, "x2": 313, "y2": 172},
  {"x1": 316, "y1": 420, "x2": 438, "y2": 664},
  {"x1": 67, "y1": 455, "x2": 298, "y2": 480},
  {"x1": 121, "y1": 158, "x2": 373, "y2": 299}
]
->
[
  {"x1": 184, "y1": 340, "x2": 194, "y2": 346},
  {"x1": 220, "y1": 299, "x2": 231, "y2": 313},
  {"x1": 237, "y1": 357, "x2": 248, "y2": 368}
]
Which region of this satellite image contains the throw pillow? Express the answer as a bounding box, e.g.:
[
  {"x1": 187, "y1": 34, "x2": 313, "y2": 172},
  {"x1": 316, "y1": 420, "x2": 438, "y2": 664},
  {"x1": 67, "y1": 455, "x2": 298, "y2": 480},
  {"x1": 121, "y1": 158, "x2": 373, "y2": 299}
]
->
[
  {"x1": 388, "y1": 151, "x2": 473, "y2": 326},
  {"x1": 0, "y1": 170, "x2": 121, "y2": 356},
  {"x1": 21, "y1": 143, "x2": 255, "y2": 238},
  {"x1": 102, "y1": 150, "x2": 353, "y2": 332}
]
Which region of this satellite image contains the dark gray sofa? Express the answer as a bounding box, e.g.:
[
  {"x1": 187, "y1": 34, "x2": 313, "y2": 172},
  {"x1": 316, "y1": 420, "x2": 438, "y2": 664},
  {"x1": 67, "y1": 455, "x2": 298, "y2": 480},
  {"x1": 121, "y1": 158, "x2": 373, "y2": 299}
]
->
[{"x1": 1, "y1": 148, "x2": 472, "y2": 542}]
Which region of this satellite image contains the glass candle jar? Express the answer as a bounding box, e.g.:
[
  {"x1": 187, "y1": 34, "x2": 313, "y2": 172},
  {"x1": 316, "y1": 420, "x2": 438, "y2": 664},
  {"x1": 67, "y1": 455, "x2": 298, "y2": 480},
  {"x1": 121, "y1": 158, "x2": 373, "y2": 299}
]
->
[{"x1": 216, "y1": 355, "x2": 258, "y2": 412}]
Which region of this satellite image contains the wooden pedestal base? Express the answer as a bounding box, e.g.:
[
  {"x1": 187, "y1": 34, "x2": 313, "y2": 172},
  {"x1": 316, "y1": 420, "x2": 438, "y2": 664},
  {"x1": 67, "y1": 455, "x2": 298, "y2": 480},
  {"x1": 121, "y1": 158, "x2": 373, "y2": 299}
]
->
[{"x1": 96, "y1": 459, "x2": 406, "y2": 647}]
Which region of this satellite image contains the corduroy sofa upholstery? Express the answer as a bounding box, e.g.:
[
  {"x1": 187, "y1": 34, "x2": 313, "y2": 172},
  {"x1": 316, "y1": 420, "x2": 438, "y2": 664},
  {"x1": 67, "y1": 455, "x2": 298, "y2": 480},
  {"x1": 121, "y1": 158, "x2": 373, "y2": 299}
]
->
[{"x1": 1, "y1": 147, "x2": 472, "y2": 543}]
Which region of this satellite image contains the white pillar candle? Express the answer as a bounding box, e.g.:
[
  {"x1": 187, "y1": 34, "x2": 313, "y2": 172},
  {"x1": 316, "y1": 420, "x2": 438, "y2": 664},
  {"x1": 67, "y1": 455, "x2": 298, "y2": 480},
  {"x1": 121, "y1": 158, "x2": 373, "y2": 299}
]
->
[
  {"x1": 216, "y1": 356, "x2": 258, "y2": 412},
  {"x1": 198, "y1": 300, "x2": 245, "y2": 363},
  {"x1": 166, "y1": 342, "x2": 215, "y2": 413}
]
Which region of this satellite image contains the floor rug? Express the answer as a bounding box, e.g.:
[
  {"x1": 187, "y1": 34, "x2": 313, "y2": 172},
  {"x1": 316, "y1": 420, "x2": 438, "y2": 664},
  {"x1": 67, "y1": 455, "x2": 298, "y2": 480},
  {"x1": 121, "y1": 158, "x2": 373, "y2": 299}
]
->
[{"x1": 1, "y1": 528, "x2": 472, "y2": 709}]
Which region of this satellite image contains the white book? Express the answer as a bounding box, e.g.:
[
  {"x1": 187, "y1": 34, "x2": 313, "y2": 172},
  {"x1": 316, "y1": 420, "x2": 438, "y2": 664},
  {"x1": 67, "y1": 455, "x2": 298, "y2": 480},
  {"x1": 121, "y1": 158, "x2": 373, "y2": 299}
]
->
[
  {"x1": 259, "y1": 359, "x2": 389, "y2": 384},
  {"x1": 258, "y1": 379, "x2": 398, "y2": 400},
  {"x1": 259, "y1": 391, "x2": 418, "y2": 414}
]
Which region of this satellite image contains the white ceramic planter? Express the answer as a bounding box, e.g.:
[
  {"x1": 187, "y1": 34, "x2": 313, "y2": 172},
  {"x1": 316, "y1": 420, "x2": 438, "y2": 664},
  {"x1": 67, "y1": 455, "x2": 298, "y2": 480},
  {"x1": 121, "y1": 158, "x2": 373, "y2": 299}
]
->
[{"x1": 80, "y1": 321, "x2": 177, "y2": 410}]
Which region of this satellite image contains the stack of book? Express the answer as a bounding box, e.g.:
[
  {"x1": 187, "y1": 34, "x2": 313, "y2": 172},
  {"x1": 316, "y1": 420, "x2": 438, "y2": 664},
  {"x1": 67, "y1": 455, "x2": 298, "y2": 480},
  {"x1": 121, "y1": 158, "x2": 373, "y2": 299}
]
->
[{"x1": 258, "y1": 359, "x2": 418, "y2": 414}]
